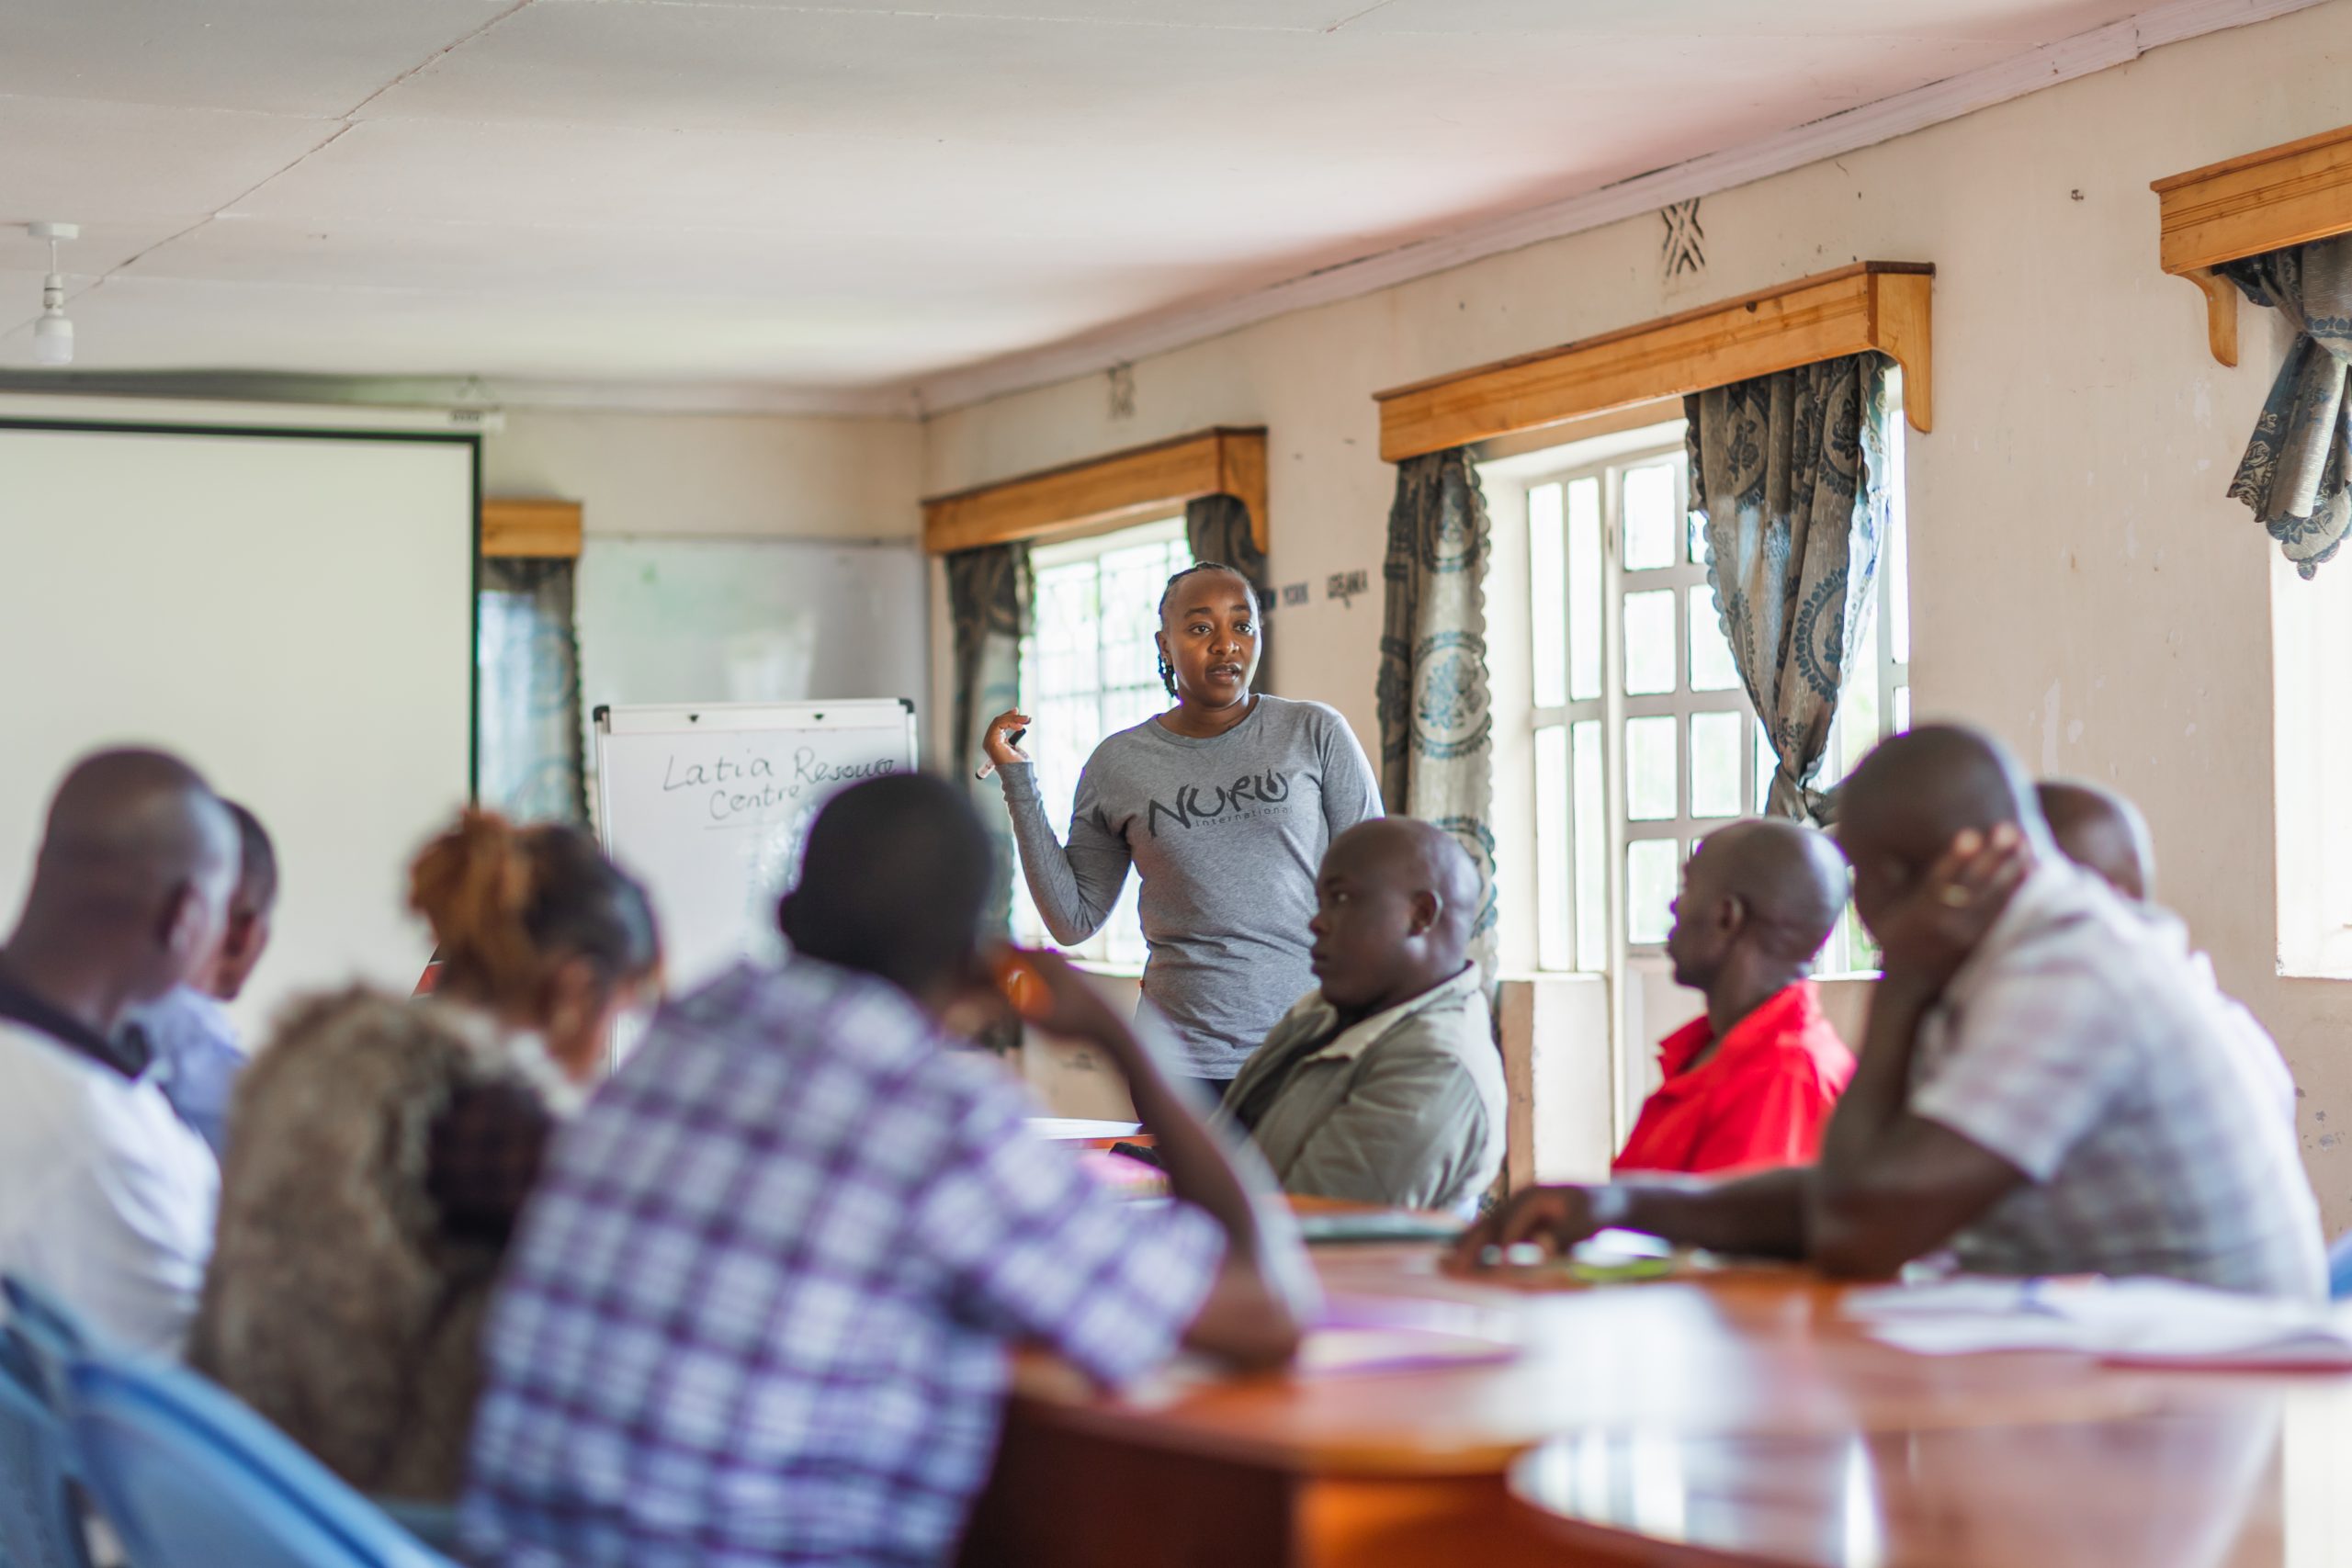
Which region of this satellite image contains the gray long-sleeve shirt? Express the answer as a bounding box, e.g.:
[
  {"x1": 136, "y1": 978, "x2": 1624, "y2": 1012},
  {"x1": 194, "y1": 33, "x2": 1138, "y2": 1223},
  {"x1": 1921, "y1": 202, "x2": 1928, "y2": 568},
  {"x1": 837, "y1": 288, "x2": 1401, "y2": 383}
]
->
[{"x1": 997, "y1": 695, "x2": 1382, "y2": 1077}]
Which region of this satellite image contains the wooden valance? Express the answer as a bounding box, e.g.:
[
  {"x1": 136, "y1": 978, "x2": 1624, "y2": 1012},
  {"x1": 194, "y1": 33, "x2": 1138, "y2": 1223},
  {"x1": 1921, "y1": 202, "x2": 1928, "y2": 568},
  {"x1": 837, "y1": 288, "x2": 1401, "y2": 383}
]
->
[
  {"x1": 2154, "y1": 124, "x2": 2352, "y2": 367},
  {"x1": 481, "y1": 498, "x2": 582, "y2": 559},
  {"x1": 922, "y1": 427, "x2": 1268, "y2": 557},
  {"x1": 1374, "y1": 262, "x2": 1934, "y2": 463}
]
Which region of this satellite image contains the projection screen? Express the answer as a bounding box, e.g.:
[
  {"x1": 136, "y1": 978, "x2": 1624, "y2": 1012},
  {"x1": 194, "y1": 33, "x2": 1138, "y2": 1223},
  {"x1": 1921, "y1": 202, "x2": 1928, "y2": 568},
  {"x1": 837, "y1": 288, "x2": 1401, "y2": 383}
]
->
[{"x1": 0, "y1": 419, "x2": 477, "y2": 1036}]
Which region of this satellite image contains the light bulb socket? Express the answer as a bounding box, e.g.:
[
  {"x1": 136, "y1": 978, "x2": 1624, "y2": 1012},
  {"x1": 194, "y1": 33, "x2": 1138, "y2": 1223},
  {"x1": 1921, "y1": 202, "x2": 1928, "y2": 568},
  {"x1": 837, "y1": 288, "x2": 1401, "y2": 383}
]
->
[{"x1": 32, "y1": 311, "x2": 73, "y2": 367}]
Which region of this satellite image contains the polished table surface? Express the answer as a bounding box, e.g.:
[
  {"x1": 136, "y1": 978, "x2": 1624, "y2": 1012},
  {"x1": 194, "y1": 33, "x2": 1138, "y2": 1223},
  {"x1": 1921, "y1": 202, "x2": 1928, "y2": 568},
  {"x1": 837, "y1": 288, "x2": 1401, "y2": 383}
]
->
[
  {"x1": 1508, "y1": 1387, "x2": 2352, "y2": 1566},
  {"x1": 963, "y1": 1232, "x2": 2352, "y2": 1567}
]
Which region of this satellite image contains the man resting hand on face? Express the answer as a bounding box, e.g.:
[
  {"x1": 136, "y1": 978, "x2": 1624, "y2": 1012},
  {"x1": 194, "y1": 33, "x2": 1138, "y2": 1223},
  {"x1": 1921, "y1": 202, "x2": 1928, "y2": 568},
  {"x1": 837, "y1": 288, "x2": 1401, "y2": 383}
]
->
[
  {"x1": 1455, "y1": 725, "x2": 2324, "y2": 1299},
  {"x1": 1217, "y1": 818, "x2": 1503, "y2": 1214}
]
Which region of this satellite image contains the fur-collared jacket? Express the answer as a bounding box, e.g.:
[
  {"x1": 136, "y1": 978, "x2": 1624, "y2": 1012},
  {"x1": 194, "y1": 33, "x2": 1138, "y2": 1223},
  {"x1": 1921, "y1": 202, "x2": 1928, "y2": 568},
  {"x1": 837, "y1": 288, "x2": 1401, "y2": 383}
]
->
[{"x1": 188, "y1": 988, "x2": 577, "y2": 1502}]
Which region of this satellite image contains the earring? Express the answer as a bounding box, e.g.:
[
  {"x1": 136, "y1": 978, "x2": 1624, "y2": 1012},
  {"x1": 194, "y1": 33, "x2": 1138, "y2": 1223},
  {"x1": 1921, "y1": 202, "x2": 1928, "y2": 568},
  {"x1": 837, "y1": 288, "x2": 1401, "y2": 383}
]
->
[{"x1": 1159, "y1": 654, "x2": 1176, "y2": 696}]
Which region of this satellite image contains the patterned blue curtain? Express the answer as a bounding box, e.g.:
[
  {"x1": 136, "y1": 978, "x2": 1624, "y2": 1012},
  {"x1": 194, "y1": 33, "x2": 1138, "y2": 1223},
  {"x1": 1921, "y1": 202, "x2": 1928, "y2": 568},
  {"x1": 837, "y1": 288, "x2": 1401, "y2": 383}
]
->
[
  {"x1": 1377, "y1": 448, "x2": 1498, "y2": 975},
  {"x1": 1688, "y1": 353, "x2": 1893, "y2": 821},
  {"x1": 2220, "y1": 236, "x2": 2352, "y2": 578},
  {"x1": 1184, "y1": 492, "x2": 1272, "y2": 694},
  {"x1": 946, "y1": 544, "x2": 1031, "y2": 935},
  {"x1": 477, "y1": 557, "x2": 587, "y2": 824}
]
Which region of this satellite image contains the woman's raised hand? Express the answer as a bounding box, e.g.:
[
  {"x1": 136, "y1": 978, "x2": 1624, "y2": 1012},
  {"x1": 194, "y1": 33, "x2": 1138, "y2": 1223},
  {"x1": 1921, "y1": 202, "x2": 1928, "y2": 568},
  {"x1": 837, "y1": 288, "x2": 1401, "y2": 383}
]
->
[{"x1": 982, "y1": 709, "x2": 1033, "y2": 769}]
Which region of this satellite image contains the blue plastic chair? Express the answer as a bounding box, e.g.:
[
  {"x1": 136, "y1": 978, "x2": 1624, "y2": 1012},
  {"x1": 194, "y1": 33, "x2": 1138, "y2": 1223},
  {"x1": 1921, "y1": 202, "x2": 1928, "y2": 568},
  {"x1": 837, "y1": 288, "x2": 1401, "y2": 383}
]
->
[
  {"x1": 0, "y1": 1333, "x2": 94, "y2": 1568},
  {"x1": 64, "y1": 1356, "x2": 456, "y2": 1568},
  {"x1": 1, "y1": 1279, "x2": 89, "y2": 1369}
]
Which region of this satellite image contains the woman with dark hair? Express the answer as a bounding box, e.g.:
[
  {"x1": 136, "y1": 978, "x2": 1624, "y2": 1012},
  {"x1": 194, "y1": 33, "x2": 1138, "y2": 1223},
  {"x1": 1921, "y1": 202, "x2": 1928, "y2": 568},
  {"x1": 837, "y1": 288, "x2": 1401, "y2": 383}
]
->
[
  {"x1": 984, "y1": 561, "x2": 1380, "y2": 1097},
  {"x1": 190, "y1": 811, "x2": 661, "y2": 1501}
]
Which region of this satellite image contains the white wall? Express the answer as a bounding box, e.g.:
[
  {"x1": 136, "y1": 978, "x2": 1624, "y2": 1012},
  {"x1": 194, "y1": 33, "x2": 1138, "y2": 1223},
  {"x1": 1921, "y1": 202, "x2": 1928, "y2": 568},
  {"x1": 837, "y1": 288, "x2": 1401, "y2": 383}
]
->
[
  {"x1": 482, "y1": 408, "x2": 921, "y2": 543},
  {"x1": 921, "y1": 1, "x2": 2352, "y2": 1230},
  {"x1": 481, "y1": 404, "x2": 931, "y2": 766}
]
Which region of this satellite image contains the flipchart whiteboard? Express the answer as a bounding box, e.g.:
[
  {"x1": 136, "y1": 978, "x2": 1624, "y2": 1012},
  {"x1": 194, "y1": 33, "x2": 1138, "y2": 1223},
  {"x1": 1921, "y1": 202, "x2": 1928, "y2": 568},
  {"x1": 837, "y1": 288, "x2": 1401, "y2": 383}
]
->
[{"x1": 594, "y1": 700, "x2": 918, "y2": 993}]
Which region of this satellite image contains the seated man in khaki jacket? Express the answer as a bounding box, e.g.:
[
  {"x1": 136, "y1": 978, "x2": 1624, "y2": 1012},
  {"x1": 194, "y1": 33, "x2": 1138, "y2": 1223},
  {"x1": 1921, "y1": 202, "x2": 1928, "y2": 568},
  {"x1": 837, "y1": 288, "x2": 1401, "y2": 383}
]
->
[{"x1": 1217, "y1": 818, "x2": 1502, "y2": 1213}]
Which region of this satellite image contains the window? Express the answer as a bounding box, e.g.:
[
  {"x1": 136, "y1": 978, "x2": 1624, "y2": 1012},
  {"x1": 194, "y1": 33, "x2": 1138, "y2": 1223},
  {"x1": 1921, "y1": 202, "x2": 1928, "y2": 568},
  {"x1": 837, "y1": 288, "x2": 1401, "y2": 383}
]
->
[
  {"x1": 1522, "y1": 443, "x2": 1767, "y2": 969},
  {"x1": 2275, "y1": 546, "x2": 2352, "y2": 977},
  {"x1": 1012, "y1": 517, "x2": 1193, "y2": 966},
  {"x1": 1497, "y1": 402, "x2": 1909, "y2": 980},
  {"x1": 477, "y1": 557, "x2": 587, "y2": 826}
]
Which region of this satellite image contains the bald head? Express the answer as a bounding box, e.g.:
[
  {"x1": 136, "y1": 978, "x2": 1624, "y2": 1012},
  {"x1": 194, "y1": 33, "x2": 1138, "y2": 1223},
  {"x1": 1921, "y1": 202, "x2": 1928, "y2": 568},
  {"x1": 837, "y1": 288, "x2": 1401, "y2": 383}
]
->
[
  {"x1": 8, "y1": 749, "x2": 241, "y2": 1011},
  {"x1": 1838, "y1": 726, "x2": 2042, "y2": 868},
  {"x1": 1695, "y1": 821, "x2": 1847, "y2": 955},
  {"x1": 1330, "y1": 818, "x2": 1479, "y2": 940},
  {"x1": 1667, "y1": 818, "x2": 1849, "y2": 994},
  {"x1": 2038, "y1": 781, "x2": 2153, "y2": 903},
  {"x1": 1310, "y1": 817, "x2": 1482, "y2": 1015},
  {"x1": 1836, "y1": 726, "x2": 2044, "y2": 941}
]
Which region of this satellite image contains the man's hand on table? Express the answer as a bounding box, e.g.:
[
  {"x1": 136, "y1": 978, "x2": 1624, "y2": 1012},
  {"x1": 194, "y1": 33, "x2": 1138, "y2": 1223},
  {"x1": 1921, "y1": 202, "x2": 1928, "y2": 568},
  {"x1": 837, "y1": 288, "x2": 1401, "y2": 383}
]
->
[{"x1": 1445, "y1": 1184, "x2": 1622, "y2": 1274}]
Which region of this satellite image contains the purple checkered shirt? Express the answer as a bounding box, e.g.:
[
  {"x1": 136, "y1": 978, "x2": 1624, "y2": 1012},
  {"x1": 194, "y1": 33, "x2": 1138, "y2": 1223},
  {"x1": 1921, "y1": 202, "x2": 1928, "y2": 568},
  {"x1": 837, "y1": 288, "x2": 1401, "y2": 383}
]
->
[
  {"x1": 1909, "y1": 863, "x2": 2324, "y2": 1299},
  {"x1": 458, "y1": 960, "x2": 1224, "y2": 1567}
]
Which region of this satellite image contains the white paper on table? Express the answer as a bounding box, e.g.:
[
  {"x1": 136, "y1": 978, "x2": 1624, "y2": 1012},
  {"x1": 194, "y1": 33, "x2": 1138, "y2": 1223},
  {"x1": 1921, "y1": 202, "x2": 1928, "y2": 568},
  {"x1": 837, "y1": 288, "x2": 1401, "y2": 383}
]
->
[
  {"x1": 1847, "y1": 1277, "x2": 2352, "y2": 1367},
  {"x1": 1572, "y1": 1228, "x2": 1675, "y2": 1264},
  {"x1": 1026, "y1": 1118, "x2": 1144, "y2": 1140}
]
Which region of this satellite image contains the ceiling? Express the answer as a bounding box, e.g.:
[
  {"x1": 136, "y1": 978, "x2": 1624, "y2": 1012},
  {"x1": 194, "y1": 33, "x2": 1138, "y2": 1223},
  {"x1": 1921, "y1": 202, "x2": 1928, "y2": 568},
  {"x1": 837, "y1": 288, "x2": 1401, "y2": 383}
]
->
[{"x1": 0, "y1": 0, "x2": 2190, "y2": 405}]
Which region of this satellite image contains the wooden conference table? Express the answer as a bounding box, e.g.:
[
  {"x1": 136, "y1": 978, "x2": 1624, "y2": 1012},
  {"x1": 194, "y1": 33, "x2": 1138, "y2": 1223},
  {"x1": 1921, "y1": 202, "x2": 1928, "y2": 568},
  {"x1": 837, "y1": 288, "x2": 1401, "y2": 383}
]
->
[{"x1": 958, "y1": 1214, "x2": 2352, "y2": 1567}]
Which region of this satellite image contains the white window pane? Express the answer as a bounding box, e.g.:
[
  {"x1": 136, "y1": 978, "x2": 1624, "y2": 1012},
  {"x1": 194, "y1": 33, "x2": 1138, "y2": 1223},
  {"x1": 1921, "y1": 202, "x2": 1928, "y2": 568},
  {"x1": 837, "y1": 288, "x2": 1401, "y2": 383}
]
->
[
  {"x1": 1688, "y1": 493, "x2": 1707, "y2": 566},
  {"x1": 1623, "y1": 463, "x2": 1677, "y2": 571},
  {"x1": 1838, "y1": 603, "x2": 1882, "y2": 780},
  {"x1": 1755, "y1": 719, "x2": 1777, "y2": 814},
  {"x1": 1018, "y1": 519, "x2": 1191, "y2": 963},
  {"x1": 1102, "y1": 682, "x2": 1164, "y2": 734},
  {"x1": 1690, "y1": 711, "x2": 1744, "y2": 819},
  {"x1": 1567, "y1": 479, "x2": 1603, "y2": 702},
  {"x1": 1535, "y1": 725, "x2": 1571, "y2": 971},
  {"x1": 1624, "y1": 589, "x2": 1677, "y2": 695},
  {"x1": 1887, "y1": 404, "x2": 1910, "y2": 667},
  {"x1": 1627, "y1": 839, "x2": 1679, "y2": 946},
  {"x1": 1894, "y1": 685, "x2": 1912, "y2": 734},
  {"x1": 1572, "y1": 721, "x2": 1607, "y2": 973},
  {"x1": 1625, "y1": 715, "x2": 1677, "y2": 821},
  {"x1": 1530, "y1": 483, "x2": 1567, "y2": 710},
  {"x1": 1688, "y1": 586, "x2": 1741, "y2": 692}
]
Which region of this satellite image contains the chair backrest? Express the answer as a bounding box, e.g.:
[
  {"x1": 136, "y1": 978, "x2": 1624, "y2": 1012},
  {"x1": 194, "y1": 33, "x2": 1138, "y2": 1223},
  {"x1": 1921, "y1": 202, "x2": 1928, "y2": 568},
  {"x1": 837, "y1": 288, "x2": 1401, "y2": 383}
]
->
[
  {"x1": 64, "y1": 1357, "x2": 454, "y2": 1568},
  {"x1": 0, "y1": 1335, "x2": 94, "y2": 1568},
  {"x1": 3, "y1": 1276, "x2": 93, "y2": 1409}
]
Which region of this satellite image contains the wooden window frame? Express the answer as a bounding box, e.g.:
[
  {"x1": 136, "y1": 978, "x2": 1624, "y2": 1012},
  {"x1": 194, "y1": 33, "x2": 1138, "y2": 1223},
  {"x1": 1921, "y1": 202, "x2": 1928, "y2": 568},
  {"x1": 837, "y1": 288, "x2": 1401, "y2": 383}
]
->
[
  {"x1": 481, "y1": 498, "x2": 582, "y2": 559},
  {"x1": 1374, "y1": 262, "x2": 1933, "y2": 464},
  {"x1": 2154, "y1": 123, "x2": 2352, "y2": 368},
  {"x1": 921, "y1": 427, "x2": 1268, "y2": 557}
]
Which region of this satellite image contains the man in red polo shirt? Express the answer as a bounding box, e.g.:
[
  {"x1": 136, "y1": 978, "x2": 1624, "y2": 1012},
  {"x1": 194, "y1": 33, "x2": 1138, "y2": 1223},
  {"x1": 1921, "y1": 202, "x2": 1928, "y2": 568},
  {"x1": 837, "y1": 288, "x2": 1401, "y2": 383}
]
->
[{"x1": 1614, "y1": 818, "x2": 1856, "y2": 1176}]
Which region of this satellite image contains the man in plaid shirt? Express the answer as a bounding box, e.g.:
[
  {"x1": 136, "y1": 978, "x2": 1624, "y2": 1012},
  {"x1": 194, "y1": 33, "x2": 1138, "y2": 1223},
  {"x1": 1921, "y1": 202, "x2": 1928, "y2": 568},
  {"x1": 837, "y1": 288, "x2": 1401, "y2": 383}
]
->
[
  {"x1": 1456, "y1": 725, "x2": 2324, "y2": 1299},
  {"x1": 459, "y1": 774, "x2": 1310, "y2": 1567}
]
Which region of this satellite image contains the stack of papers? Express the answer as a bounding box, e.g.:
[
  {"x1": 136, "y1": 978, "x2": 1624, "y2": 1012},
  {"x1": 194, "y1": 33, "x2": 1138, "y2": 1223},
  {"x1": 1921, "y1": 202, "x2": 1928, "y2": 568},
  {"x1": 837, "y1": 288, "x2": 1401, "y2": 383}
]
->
[
  {"x1": 1846, "y1": 1277, "x2": 2352, "y2": 1368},
  {"x1": 1027, "y1": 1117, "x2": 1143, "y2": 1141},
  {"x1": 1296, "y1": 1209, "x2": 1464, "y2": 1245}
]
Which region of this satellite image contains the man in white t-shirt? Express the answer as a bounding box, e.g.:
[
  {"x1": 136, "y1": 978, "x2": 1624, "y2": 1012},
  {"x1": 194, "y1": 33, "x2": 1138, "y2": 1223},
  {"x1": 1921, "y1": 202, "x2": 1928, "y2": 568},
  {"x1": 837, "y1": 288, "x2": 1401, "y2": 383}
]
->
[{"x1": 0, "y1": 750, "x2": 241, "y2": 1356}]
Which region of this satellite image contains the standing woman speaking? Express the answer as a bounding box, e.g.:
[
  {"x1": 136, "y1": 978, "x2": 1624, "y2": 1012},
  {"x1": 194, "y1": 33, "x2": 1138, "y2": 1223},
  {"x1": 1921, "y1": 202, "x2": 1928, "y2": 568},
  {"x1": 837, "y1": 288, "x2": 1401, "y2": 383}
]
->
[{"x1": 983, "y1": 562, "x2": 1381, "y2": 1099}]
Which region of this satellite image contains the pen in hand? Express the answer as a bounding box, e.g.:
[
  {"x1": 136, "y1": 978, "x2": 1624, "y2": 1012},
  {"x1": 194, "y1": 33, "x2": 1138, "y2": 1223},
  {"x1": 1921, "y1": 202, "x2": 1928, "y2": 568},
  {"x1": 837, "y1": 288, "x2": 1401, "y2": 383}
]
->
[{"x1": 974, "y1": 728, "x2": 1026, "y2": 782}]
